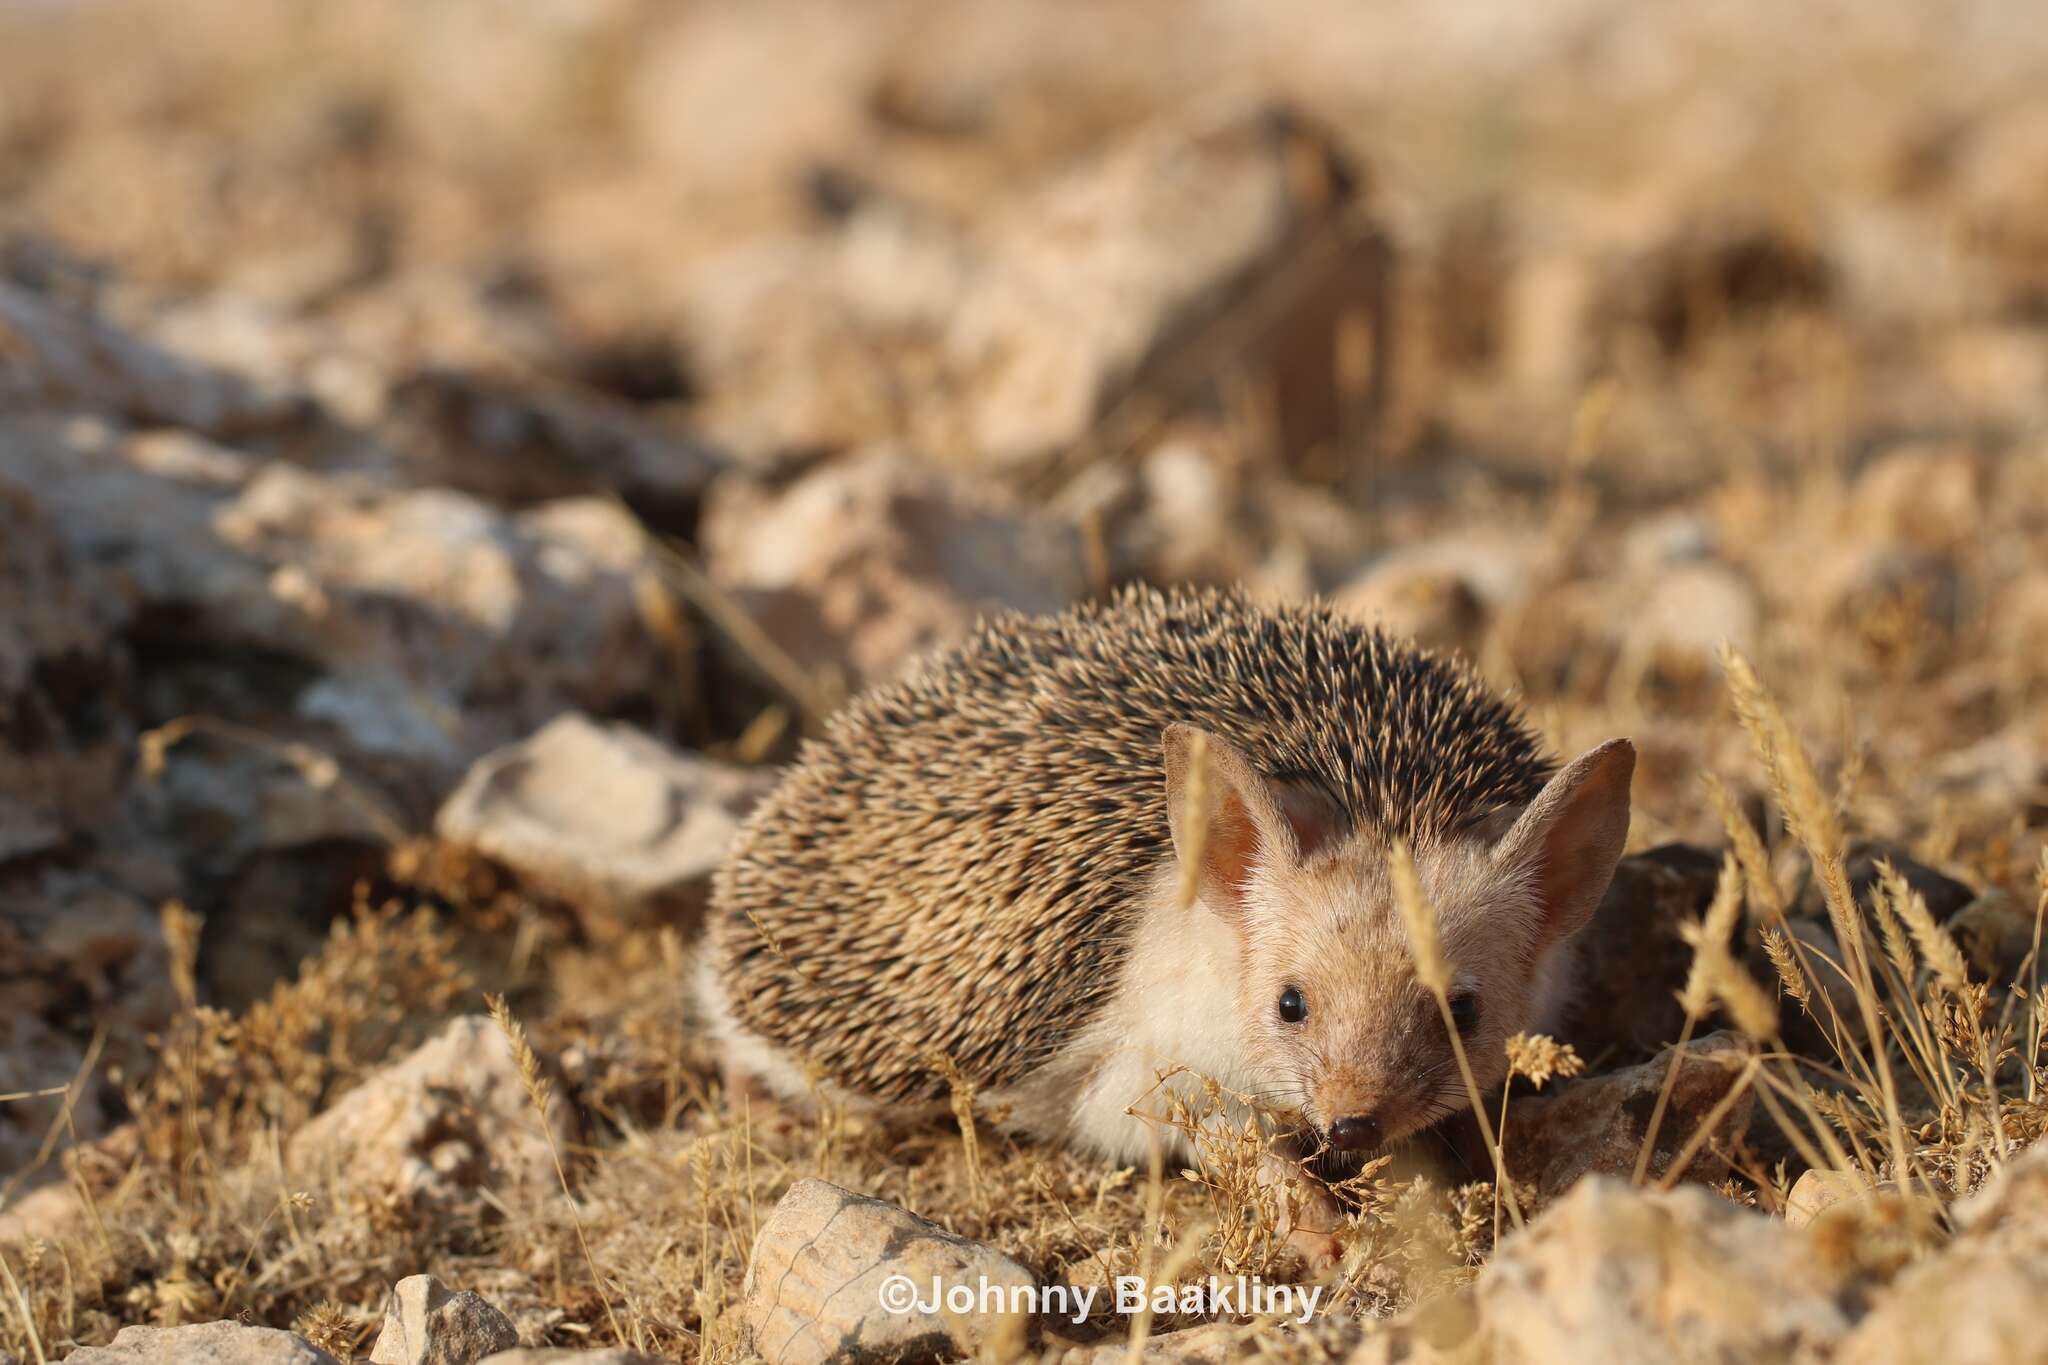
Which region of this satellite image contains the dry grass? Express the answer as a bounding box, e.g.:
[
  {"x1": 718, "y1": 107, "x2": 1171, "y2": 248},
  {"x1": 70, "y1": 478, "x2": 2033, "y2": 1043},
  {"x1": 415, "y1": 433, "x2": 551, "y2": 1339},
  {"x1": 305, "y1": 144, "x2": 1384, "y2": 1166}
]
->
[
  {"x1": 1, "y1": 0, "x2": 2046, "y2": 1360},
  {"x1": 2, "y1": 642, "x2": 2038, "y2": 1359}
]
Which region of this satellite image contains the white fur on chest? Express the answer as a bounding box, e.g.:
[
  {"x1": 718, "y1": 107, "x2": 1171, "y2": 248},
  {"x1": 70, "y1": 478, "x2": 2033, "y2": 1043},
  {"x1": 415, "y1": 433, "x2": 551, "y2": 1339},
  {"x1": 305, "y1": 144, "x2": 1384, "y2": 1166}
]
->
[{"x1": 989, "y1": 871, "x2": 1254, "y2": 1165}]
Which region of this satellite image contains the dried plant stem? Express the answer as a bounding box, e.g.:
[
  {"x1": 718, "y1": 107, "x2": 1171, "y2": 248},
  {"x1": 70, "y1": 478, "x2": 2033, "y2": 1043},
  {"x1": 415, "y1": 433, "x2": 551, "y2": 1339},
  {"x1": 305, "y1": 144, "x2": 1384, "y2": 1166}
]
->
[
  {"x1": 1722, "y1": 646, "x2": 1918, "y2": 1184},
  {"x1": 0, "y1": 1247, "x2": 44, "y2": 1365},
  {"x1": 1389, "y1": 839, "x2": 1524, "y2": 1232},
  {"x1": 1123, "y1": 1131, "x2": 1169, "y2": 1364},
  {"x1": 486, "y1": 994, "x2": 627, "y2": 1348},
  {"x1": 1492, "y1": 1079, "x2": 1513, "y2": 1244},
  {"x1": 647, "y1": 532, "x2": 841, "y2": 726},
  {"x1": 1753, "y1": 1064, "x2": 1862, "y2": 1178},
  {"x1": 1630, "y1": 1013, "x2": 1700, "y2": 1186},
  {"x1": 1652, "y1": 1056, "x2": 1761, "y2": 1191}
]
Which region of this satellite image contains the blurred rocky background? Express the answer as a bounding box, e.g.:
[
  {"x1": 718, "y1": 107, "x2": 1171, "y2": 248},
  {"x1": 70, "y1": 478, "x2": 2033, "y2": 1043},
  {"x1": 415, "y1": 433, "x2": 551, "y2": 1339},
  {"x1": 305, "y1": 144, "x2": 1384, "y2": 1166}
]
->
[{"x1": 3, "y1": 0, "x2": 2048, "y2": 1358}]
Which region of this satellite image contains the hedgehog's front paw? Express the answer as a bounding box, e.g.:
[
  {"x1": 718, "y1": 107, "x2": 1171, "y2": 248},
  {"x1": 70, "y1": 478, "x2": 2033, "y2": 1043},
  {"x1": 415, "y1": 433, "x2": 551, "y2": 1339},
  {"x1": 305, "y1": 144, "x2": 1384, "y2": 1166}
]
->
[
  {"x1": 1262, "y1": 1149, "x2": 1346, "y2": 1277},
  {"x1": 1284, "y1": 1224, "x2": 1345, "y2": 1276}
]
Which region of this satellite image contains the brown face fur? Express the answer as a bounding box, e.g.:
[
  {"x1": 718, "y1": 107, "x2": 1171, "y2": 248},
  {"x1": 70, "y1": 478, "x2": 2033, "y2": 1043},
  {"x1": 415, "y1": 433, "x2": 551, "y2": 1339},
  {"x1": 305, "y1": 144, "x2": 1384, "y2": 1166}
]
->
[
  {"x1": 1228, "y1": 835, "x2": 1552, "y2": 1144},
  {"x1": 1166, "y1": 724, "x2": 1634, "y2": 1151}
]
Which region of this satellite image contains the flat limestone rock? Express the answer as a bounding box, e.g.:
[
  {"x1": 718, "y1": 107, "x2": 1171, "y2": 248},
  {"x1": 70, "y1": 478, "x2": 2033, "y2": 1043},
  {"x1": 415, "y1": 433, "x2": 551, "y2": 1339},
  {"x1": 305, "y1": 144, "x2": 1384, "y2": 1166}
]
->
[
  {"x1": 287, "y1": 1016, "x2": 575, "y2": 1201},
  {"x1": 1503, "y1": 1031, "x2": 1754, "y2": 1203},
  {"x1": 64, "y1": 1321, "x2": 340, "y2": 1364},
  {"x1": 435, "y1": 712, "x2": 775, "y2": 937},
  {"x1": 742, "y1": 1178, "x2": 1037, "y2": 1365},
  {"x1": 369, "y1": 1275, "x2": 521, "y2": 1365}
]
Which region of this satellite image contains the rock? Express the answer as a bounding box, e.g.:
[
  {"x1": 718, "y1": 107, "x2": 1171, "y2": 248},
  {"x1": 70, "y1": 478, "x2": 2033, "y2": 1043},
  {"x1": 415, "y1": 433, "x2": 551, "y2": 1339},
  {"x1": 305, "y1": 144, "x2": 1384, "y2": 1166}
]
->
[
  {"x1": 1784, "y1": 1168, "x2": 1866, "y2": 1228},
  {"x1": 742, "y1": 1178, "x2": 1036, "y2": 1365},
  {"x1": 0, "y1": 475, "x2": 130, "y2": 860},
  {"x1": 678, "y1": 206, "x2": 976, "y2": 464},
  {"x1": 1795, "y1": 840, "x2": 1976, "y2": 924},
  {"x1": 1595, "y1": 210, "x2": 1832, "y2": 360},
  {"x1": 0, "y1": 866, "x2": 172, "y2": 1046},
  {"x1": 1620, "y1": 511, "x2": 1718, "y2": 573},
  {"x1": 947, "y1": 101, "x2": 1381, "y2": 472},
  {"x1": 1991, "y1": 571, "x2": 2048, "y2": 692},
  {"x1": 382, "y1": 367, "x2": 725, "y2": 514},
  {"x1": 1060, "y1": 1319, "x2": 1373, "y2": 1363},
  {"x1": 1951, "y1": 1141, "x2": 2048, "y2": 1254},
  {"x1": 0, "y1": 1174, "x2": 87, "y2": 1246},
  {"x1": 212, "y1": 465, "x2": 665, "y2": 778},
  {"x1": 0, "y1": 1014, "x2": 110, "y2": 1177},
  {"x1": 1831, "y1": 1146, "x2": 2048, "y2": 1364},
  {"x1": 1561, "y1": 846, "x2": 1721, "y2": 1064},
  {"x1": 0, "y1": 280, "x2": 278, "y2": 432},
  {"x1": 0, "y1": 421, "x2": 671, "y2": 796},
  {"x1": 64, "y1": 1321, "x2": 340, "y2": 1364},
  {"x1": 435, "y1": 713, "x2": 775, "y2": 938},
  {"x1": 1613, "y1": 562, "x2": 1759, "y2": 704},
  {"x1": 287, "y1": 1016, "x2": 576, "y2": 1202},
  {"x1": 477, "y1": 1353, "x2": 670, "y2": 1365},
  {"x1": 1843, "y1": 443, "x2": 1985, "y2": 554},
  {"x1": 0, "y1": 867, "x2": 171, "y2": 1172},
  {"x1": 1782, "y1": 1168, "x2": 1945, "y2": 1230},
  {"x1": 1333, "y1": 531, "x2": 1546, "y2": 658},
  {"x1": 1949, "y1": 890, "x2": 2040, "y2": 986},
  {"x1": 1503, "y1": 1033, "x2": 1754, "y2": 1203},
  {"x1": 700, "y1": 449, "x2": 1086, "y2": 689},
  {"x1": 369, "y1": 1276, "x2": 521, "y2": 1365},
  {"x1": 1813, "y1": 544, "x2": 1963, "y2": 670},
  {"x1": 1468, "y1": 1179, "x2": 1856, "y2": 1363},
  {"x1": 675, "y1": 102, "x2": 1384, "y2": 473}
]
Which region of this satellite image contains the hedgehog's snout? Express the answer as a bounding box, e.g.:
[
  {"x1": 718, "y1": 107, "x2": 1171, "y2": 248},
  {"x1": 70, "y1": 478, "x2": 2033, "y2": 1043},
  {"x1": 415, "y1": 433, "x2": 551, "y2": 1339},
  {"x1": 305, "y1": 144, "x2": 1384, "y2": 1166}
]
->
[{"x1": 1326, "y1": 1114, "x2": 1384, "y2": 1152}]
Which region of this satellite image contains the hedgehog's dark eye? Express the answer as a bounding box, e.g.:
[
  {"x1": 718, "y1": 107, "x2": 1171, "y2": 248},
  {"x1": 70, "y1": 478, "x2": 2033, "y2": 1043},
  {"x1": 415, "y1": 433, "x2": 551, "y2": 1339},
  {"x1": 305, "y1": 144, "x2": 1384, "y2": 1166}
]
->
[
  {"x1": 1277, "y1": 988, "x2": 1308, "y2": 1025},
  {"x1": 1448, "y1": 992, "x2": 1481, "y2": 1034}
]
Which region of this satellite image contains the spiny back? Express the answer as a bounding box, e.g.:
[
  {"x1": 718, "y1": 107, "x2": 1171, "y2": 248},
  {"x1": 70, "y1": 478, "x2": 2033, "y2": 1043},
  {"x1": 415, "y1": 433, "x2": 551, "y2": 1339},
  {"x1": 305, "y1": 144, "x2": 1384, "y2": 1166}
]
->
[{"x1": 709, "y1": 585, "x2": 1552, "y2": 1101}]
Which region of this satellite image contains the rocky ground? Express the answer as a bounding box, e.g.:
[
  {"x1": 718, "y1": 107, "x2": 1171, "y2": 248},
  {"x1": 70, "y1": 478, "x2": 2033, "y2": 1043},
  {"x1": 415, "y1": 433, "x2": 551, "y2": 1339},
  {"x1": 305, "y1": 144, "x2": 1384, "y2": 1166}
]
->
[{"x1": 3, "y1": 0, "x2": 2048, "y2": 1361}]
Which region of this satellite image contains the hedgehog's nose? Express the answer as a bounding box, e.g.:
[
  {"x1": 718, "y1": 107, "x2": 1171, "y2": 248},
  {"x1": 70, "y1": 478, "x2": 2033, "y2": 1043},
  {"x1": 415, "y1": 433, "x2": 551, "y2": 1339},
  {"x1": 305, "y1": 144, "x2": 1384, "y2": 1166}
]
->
[{"x1": 1327, "y1": 1115, "x2": 1383, "y2": 1152}]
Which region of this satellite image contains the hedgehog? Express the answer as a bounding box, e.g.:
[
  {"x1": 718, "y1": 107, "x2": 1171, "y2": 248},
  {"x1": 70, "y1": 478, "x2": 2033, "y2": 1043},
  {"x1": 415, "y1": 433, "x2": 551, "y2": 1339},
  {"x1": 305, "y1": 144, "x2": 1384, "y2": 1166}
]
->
[{"x1": 697, "y1": 585, "x2": 1632, "y2": 1264}]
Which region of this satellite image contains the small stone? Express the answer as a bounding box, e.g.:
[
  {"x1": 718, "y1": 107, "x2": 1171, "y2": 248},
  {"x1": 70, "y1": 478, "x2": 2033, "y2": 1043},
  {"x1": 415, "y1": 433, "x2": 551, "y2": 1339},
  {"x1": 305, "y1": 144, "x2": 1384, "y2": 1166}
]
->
[
  {"x1": 742, "y1": 1178, "x2": 1036, "y2": 1365},
  {"x1": 1504, "y1": 1032, "x2": 1754, "y2": 1203},
  {"x1": 435, "y1": 714, "x2": 775, "y2": 938},
  {"x1": 478, "y1": 1353, "x2": 671, "y2": 1365},
  {"x1": 1784, "y1": 1168, "x2": 1868, "y2": 1228},
  {"x1": 288, "y1": 1016, "x2": 575, "y2": 1202},
  {"x1": 64, "y1": 1321, "x2": 340, "y2": 1364},
  {"x1": 0, "y1": 1178, "x2": 86, "y2": 1245},
  {"x1": 369, "y1": 1275, "x2": 521, "y2": 1365},
  {"x1": 1783, "y1": 1168, "x2": 1944, "y2": 1230}
]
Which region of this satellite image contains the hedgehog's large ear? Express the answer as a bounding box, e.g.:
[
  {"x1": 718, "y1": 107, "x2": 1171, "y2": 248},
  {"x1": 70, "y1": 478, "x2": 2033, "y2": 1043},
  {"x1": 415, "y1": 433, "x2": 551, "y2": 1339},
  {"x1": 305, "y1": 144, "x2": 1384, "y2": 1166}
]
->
[
  {"x1": 1162, "y1": 724, "x2": 1345, "y2": 915},
  {"x1": 1490, "y1": 738, "x2": 1635, "y2": 943}
]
